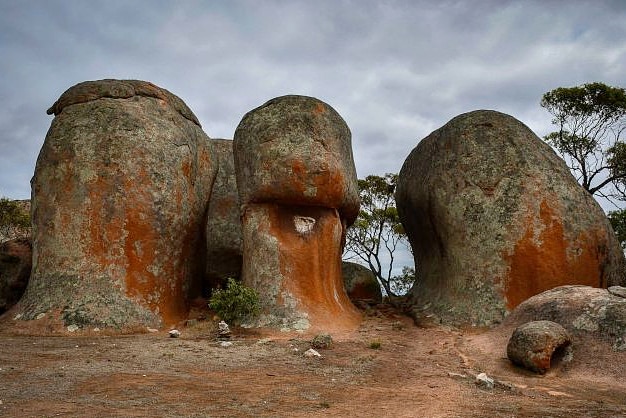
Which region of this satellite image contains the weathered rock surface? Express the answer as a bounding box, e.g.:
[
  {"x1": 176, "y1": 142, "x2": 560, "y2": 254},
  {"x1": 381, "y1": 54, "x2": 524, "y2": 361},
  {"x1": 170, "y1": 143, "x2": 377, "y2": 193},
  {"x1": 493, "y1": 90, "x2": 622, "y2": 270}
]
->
[
  {"x1": 205, "y1": 139, "x2": 242, "y2": 288},
  {"x1": 507, "y1": 320, "x2": 572, "y2": 374},
  {"x1": 0, "y1": 238, "x2": 32, "y2": 314},
  {"x1": 234, "y1": 95, "x2": 361, "y2": 332},
  {"x1": 396, "y1": 110, "x2": 626, "y2": 326},
  {"x1": 341, "y1": 261, "x2": 382, "y2": 303},
  {"x1": 16, "y1": 79, "x2": 216, "y2": 330},
  {"x1": 504, "y1": 285, "x2": 626, "y2": 351}
]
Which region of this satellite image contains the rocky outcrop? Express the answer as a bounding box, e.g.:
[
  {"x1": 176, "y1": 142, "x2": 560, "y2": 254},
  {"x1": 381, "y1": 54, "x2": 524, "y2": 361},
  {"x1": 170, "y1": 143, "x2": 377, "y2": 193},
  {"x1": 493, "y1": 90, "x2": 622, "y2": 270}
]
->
[
  {"x1": 341, "y1": 261, "x2": 382, "y2": 303},
  {"x1": 233, "y1": 95, "x2": 361, "y2": 332},
  {"x1": 205, "y1": 139, "x2": 242, "y2": 288},
  {"x1": 506, "y1": 320, "x2": 572, "y2": 374},
  {"x1": 504, "y1": 285, "x2": 626, "y2": 351},
  {"x1": 16, "y1": 79, "x2": 216, "y2": 330},
  {"x1": 396, "y1": 110, "x2": 626, "y2": 326},
  {"x1": 0, "y1": 238, "x2": 31, "y2": 314}
]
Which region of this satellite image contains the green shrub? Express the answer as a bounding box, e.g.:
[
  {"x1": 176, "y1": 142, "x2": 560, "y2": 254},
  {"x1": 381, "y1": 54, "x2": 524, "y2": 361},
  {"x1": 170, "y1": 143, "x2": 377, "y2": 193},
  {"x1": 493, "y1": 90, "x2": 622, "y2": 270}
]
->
[
  {"x1": 208, "y1": 278, "x2": 260, "y2": 325},
  {"x1": 369, "y1": 339, "x2": 382, "y2": 350}
]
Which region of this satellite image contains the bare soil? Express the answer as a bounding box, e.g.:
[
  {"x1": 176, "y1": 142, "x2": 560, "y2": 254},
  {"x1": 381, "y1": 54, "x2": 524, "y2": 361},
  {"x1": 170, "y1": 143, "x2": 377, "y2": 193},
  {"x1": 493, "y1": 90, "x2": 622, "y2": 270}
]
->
[{"x1": 1, "y1": 304, "x2": 625, "y2": 417}]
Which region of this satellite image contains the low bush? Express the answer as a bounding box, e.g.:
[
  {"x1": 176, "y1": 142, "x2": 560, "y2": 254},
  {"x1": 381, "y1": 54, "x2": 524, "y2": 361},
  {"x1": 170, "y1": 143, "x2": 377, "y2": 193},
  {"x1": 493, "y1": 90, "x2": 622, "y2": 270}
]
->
[{"x1": 208, "y1": 278, "x2": 260, "y2": 325}]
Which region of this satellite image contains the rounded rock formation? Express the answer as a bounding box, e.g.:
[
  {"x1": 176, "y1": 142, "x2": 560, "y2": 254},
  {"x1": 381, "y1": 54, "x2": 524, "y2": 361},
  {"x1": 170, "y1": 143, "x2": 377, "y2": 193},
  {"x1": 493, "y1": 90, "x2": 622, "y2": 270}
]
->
[
  {"x1": 505, "y1": 285, "x2": 626, "y2": 351},
  {"x1": 341, "y1": 261, "x2": 382, "y2": 303},
  {"x1": 17, "y1": 79, "x2": 216, "y2": 330},
  {"x1": 507, "y1": 320, "x2": 572, "y2": 374},
  {"x1": 396, "y1": 110, "x2": 626, "y2": 326},
  {"x1": 205, "y1": 139, "x2": 243, "y2": 289},
  {"x1": 233, "y1": 95, "x2": 361, "y2": 332}
]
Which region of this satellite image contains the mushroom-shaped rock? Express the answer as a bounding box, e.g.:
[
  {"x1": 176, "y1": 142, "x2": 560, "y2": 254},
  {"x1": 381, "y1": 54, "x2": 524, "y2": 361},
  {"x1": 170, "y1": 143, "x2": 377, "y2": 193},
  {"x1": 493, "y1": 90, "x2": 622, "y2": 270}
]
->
[
  {"x1": 341, "y1": 262, "x2": 382, "y2": 303},
  {"x1": 396, "y1": 110, "x2": 626, "y2": 326},
  {"x1": 205, "y1": 139, "x2": 243, "y2": 288},
  {"x1": 0, "y1": 238, "x2": 32, "y2": 314},
  {"x1": 233, "y1": 95, "x2": 361, "y2": 332},
  {"x1": 507, "y1": 320, "x2": 572, "y2": 374},
  {"x1": 17, "y1": 79, "x2": 216, "y2": 330}
]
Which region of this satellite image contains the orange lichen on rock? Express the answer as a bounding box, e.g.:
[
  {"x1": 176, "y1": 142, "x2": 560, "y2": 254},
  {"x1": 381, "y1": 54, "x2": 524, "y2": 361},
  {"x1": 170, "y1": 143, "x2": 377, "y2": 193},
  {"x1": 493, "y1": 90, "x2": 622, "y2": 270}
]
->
[{"x1": 504, "y1": 201, "x2": 604, "y2": 308}]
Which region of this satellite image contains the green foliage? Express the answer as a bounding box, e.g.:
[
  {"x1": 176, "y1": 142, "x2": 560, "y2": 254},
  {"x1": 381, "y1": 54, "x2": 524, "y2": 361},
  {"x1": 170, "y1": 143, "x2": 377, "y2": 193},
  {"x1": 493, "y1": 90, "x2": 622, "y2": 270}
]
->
[
  {"x1": 344, "y1": 173, "x2": 414, "y2": 297},
  {"x1": 390, "y1": 266, "x2": 415, "y2": 295},
  {"x1": 541, "y1": 82, "x2": 626, "y2": 199},
  {"x1": 0, "y1": 197, "x2": 30, "y2": 242},
  {"x1": 208, "y1": 278, "x2": 260, "y2": 325},
  {"x1": 608, "y1": 209, "x2": 626, "y2": 250},
  {"x1": 368, "y1": 339, "x2": 382, "y2": 349}
]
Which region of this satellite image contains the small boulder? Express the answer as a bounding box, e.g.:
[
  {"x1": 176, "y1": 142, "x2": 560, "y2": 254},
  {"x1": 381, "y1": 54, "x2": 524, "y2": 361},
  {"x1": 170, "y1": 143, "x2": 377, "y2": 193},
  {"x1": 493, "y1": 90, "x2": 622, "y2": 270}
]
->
[
  {"x1": 341, "y1": 262, "x2": 382, "y2": 303},
  {"x1": 505, "y1": 285, "x2": 626, "y2": 351},
  {"x1": 507, "y1": 320, "x2": 572, "y2": 374}
]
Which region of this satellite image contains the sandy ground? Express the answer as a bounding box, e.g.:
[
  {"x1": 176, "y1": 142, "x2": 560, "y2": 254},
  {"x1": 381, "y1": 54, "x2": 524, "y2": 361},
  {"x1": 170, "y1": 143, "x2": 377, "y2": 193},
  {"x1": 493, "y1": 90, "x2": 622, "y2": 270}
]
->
[{"x1": 1, "y1": 304, "x2": 625, "y2": 418}]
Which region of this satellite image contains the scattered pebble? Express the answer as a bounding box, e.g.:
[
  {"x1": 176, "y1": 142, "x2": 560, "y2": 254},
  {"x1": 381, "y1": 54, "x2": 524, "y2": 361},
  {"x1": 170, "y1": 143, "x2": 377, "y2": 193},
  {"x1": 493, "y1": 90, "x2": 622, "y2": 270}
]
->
[
  {"x1": 93, "y1": 327, "x2": 100, "y2": 332},
  {"x1": 257, "y1": 338, "x2": 272, "y2": 345},
  {"x1": 67, "y1": 324, "x2": 79, "y2": 332},
  {"x1": 169, "y1": 329, "x2": 181, "y2": 338},
  {"x1": 13, "y1": 313, "x2": 22, "y2": 320},
  {"x1": 220, "y1": 341, "x2": 233, "y2": 348},
  {"x1": 475, "y1": 372, "x2": 494, "y2": 389},
  {"x1": 304, "y1": 348, "x2": 322, "y2": 358},
  {"x1": 147, "y1": 327, "x2": 158, "y2": 333},
  {"x1": 35, "y1": 313, "x2": 45, "y2": 320}
]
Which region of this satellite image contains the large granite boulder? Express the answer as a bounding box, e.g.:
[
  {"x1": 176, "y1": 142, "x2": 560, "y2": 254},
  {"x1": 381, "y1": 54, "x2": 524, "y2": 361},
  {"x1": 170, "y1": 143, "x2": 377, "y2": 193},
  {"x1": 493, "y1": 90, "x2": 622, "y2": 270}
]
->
[
  {"x1": 504, "y1": 285, "x2": 626, "y2": 351},
  {"x1": 205, "y1": 139, "x2": 242, "y2": 289},
  {"x1": 16, "y1": 79, "x2": 217, "y2": 331},
  {"x1": 341, "y1": 261, "x2": 382, "y2": 303},
  {"x1": 0, "y1": 238, "x2": 31, "y2": 314},
  {"x1": 233, "y1": 95, "x2": 361, "y2": 332},
  {"x1": 396, "y1": 110, "x2": 626, "y2": 326}
]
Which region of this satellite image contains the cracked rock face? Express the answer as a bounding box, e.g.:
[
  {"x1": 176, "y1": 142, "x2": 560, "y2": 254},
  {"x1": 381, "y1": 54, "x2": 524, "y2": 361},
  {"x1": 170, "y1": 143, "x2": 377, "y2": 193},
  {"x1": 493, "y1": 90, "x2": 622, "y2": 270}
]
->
[
  {"x1": 507, "y1": 320, "x2": 572, "y2": 374},
  {"x1": 396, "y1": 110, "x2": 626, "y2": 327},
  {"x1": 205, "y1": 139, "x2": 242, "y2": 289},
  {"x1": 17, "y1": 79, "x2": 217, "y2": 330},
  {"x1": 233, "y1": 95, "x2": 361, "y2": 332}
]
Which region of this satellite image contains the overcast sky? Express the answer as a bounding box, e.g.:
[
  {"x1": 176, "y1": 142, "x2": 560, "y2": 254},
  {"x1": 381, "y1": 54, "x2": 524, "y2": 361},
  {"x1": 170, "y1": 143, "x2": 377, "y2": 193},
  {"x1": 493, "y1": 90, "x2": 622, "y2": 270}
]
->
[{"x1": 1, "y1": 0, "x2": 625, "y2": 203}]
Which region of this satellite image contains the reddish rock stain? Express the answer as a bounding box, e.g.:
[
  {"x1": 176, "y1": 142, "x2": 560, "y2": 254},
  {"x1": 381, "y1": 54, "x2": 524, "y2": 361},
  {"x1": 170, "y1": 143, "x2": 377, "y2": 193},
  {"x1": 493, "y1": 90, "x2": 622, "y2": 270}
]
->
[
  {"x1": 504, "y1": 201, "x2": 604, "y2": 309},
  {"x1": 265, "y1": 204, "x2": 361, "y2": 332}
]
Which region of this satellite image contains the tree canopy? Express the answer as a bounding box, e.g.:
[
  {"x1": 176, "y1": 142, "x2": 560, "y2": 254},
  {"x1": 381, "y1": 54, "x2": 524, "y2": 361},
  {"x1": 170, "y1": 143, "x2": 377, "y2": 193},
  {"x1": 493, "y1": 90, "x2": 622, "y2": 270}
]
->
[
  {"x1": 541, "y1": 82, "x2": 626, "y2": 200},
  {"x1": 343, "y1": 173, "x2": 414, "y2": 297},
  {"x1": 0, "y1": 197, "x2": 30, "y2": 243}
]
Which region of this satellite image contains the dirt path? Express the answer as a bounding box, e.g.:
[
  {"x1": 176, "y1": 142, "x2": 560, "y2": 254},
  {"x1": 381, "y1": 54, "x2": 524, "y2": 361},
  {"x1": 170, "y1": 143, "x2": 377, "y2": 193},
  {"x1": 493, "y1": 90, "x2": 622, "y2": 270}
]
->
[{"x1": 1, "y1": 306, "x2": 625, "y2": 417}]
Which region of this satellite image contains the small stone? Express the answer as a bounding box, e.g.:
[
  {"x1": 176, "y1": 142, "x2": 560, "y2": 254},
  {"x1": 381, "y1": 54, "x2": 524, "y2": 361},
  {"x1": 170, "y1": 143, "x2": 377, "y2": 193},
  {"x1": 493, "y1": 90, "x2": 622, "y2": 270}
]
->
[
  {"x1": 13, "y1": 313, "x2": 22, "y2": 320},
  {"x1": 257, "y1": 338, "x2": 272, "y2": 345},
  {"x1": 311, "y1": 333, "x2": 333, "y2": 349},
  {"x1": 93, "y1": 327, "x2": 101, "y2": 332},
  {"x1": 35, "y1": 313, "x2": 45, "y2": 320},
  {"x1": 507, "y1": 320, "x2": 572, "y2": 374},
  {"x1": 608, "y1": 286, "x2": 626, "y2": 299},
  {"x1": 67, "y1": 324, "x2": 79, "y2": 332},
  {"x1": 475, "y1": 372, "x2": 494, "y2": 389},
  {"x1": 447, "y1": 372, "x2": 467, "y2": 379},
  {"x1": 220, "y1": 341, "x2": 233, "y2": 348},
  {"x1": 146, "y1": 327, "x2": 158, "y2": 333},
  {"x1": 169, "y1": 329, "x2": 181, "y2": 338},
  {"x1": 304, "y1": 348, "x2": 322, "y2": 358},
  {"x1": 218, "y1": 321, "x2": 231, "y2": 339}
]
